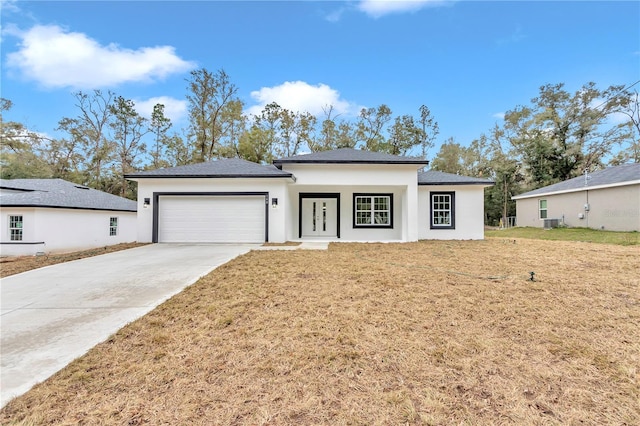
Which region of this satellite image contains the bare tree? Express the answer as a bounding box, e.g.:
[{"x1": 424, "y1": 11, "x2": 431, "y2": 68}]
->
[{"x1": 186, "y1": 68, "x2": 239, "y2": 162}]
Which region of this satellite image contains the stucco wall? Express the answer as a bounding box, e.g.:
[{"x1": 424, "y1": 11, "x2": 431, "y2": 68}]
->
[
  {"x1": 588, "y1": 184, "x2": 640, "y2": 231},
  {"x1": 417, "y1": 185, "x2": 487, "y2": 240},
  {"x1": 515, "y1": 183, "x2": 640, "y2": 231},
  {"x1": 131, "y1": 165, "x2": 492, "y2": 244},
  {"x1": 0, "y1": 207, "x2": 137, "y2": 256},
  {"x1": 286, "y1": 185, "x2": 406, "y2": 242},
  {"x1": 133, "y1": 178, "x2": 290, "y2": 243},
  {"x1": 282, "y1": 164, "x2": 420, "y2": 242}
]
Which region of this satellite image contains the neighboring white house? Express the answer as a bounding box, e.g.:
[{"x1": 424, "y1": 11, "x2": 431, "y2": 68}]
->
[
  {"x1": 512, "y1": 163, "x2": 640, "y2": 232},
  {"x1": 0, "y1": 179, "x2": 137, "y2": 256},
  {"x1": 126, "y1": 149, "x2": 493, "y2": 243}
]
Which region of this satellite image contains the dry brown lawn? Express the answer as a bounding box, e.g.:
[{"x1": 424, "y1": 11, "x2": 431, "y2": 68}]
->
[
  {"x1": 0, "y1": 243, "x2": 147, "y2": 278},
  {"x1": 1, "y1": 238, "x2": 639, "y2": 425}
]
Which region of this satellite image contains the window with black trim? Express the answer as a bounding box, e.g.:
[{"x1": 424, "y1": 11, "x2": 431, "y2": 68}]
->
[
  {"x1": 9, "y1": 215, "x2": 23, "y2": 241},
  {"x1": 430, "y1": 192, "x2": 455, "y2": 229},
  {"x1": 109, "y1": 217, "x2": 118, "y2": 236},
  {"x1": 353, "y1": 193, "x2": 393, "y2": 228}
]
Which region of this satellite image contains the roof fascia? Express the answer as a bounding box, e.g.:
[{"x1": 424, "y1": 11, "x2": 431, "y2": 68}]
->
[
  {"x1": 125, "y1": 173, "x2": 294, "y2": 180},
  {"x1": 418, "y1": 181, "x2": 494, "y2": 186},
  {"x1": 0, "y1": 186, "x2": 37, "y2": 192},
  {"x1": 512, "y1": 179, "x2": 640, "y2": 200},
  {"x1": 274, "y1": 159, "x2": 428, "y2": 165},
  {"x1": 0, "y1": 204, "x2": 136, "y2": 212}
]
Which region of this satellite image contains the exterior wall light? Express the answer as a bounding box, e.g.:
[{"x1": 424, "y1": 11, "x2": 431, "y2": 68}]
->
[
  {"x1": 143, "y1": 198, "x2": 150, "y2": 208},
  {"x1": 272, "y1": 198, "x2": 278, "y2": 208}
]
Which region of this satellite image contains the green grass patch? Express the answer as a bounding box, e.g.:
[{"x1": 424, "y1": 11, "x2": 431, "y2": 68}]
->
[{"x1": 486, "y1": 227, "x2": 639, "y2": 246}]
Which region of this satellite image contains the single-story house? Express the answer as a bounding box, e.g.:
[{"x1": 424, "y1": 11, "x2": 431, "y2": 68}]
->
[
  {"x1": 126, "y1": 149, "x2": 493, "y2": 243},
  {"x1": 512, "y1": 163, "x2": 640, "y2": 231},
  {"x1": 0, "y1": 179, "x2": 137, "y2": 256}
]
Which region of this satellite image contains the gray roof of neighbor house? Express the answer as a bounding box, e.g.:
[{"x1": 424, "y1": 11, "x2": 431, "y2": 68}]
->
[
  {"x1": 0, "y1": 179, "x2": 137, "y2": 212},
  {"x1": 125, "y1": 158, "x2": 293, "y2": 179},
  {"x1": 512, "y1": 163, "x2": 640, "y2": 200},
  {"x1": 273, "y1": 148, "x2": 428, "y2": 166},
  {"x1": 418, "y1": 170, "x2": 494, "y2": 186}
]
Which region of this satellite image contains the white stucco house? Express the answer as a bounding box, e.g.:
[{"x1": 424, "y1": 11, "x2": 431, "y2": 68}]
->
[
  {"x1": 126, "y1": 148, "x2": 494, "y2": 244},
  {"x1": 512, "y1": 163, "x2": 640, "y2": 231},
  {"x1": 0, "y1": 179, "x2": 137, "y2": 256}
]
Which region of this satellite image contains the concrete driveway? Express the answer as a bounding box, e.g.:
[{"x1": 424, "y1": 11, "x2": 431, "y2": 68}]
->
[{"x1": 0, "y1": 243, "x2": 257, "y2": 408}]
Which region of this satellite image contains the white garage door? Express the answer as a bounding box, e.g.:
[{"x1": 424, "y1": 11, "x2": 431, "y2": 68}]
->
[{"x1": 158, "y1": 195, "x2": 266, "y2": 243}]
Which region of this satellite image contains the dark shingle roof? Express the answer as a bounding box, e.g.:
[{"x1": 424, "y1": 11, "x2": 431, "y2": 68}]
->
[
  {"x1": 418, "y1": 170, "x2": 494, "y2": 186},
  {"x1": 273, "y1": 148, "x2": 428, "y2": 165},
  {"x1": 513, "y1": 163, "x2": 640, "y2": 199},
  {"x1": 126, "y1": 158, "x2": 293, "y2": 178},
  {"x1": 0, "y1": 179, "x2": 137, "y2": 211}
]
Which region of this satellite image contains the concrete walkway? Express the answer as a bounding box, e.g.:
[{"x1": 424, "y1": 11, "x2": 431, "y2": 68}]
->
[
  {"x1": 0, "y1": 243, "x2": 256, "y2": 408},
  {"x1": 256, "y1": 241, "x2": 330, "y2": 251}
]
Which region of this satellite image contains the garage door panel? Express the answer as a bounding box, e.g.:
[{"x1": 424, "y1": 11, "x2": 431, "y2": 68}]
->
[{"x1": 158, "y1": 196, "x2": 265, "y2": 243}]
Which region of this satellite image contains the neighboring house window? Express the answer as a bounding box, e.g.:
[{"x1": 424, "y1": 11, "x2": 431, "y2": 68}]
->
[
  {"x1": 9, "y1": 215, "x2": 23, "y2": 241},
  {"x1": 430, "y1": 192, "x2": 455, "y2": 230},
  {"x1": 109, "y1": 217, "x2": 118, "y2": 236},
  {"x1": 539, "y1": 200, "x2": 548, "y2": 219},
  {"x1": 353, "y1": 194, "x2": 393, "y2": 228}
]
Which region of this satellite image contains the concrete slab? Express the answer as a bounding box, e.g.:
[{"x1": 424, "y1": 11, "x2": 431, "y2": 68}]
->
[
  {"x1": 298, "y1": 241, "x2": 330, "y2": 250},
  {"x1": 0, "y1": 243, "x2": 256, "y2": 408},
  {"x1": 255, "y1": 242, "x2": 330, "y2": 251}
]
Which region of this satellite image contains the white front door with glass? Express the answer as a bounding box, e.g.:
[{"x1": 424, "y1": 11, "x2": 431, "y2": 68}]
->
[{"x1": 301, "y1": 198, "x2": 338, "y2": 237}]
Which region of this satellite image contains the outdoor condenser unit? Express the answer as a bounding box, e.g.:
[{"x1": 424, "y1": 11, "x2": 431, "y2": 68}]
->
[{"x1": 543, "y1": 219, "x2": 559, "y2": 229}]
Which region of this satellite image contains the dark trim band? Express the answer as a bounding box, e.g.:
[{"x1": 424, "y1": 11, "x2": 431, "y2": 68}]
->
[
  {"x1": 126, "y1": 174, "x2": 292, "y2": 179},
  {"x1": 352, "y1": 193, "x2": 394, "y2": 229},
  {"x1": 298, "y1": 193, "x2": 341, "y2": 239},
  {"x1": 429, "y1": 191, "x2": 456, "y2": 230},
  {"x1": 419, "y1": 181, "x2": 493, "y2": 186},
  {"x1": 0, "y1": 241, "x2": 45, "y2": 245},
  {"x1": 0, "y1": 205, "x2": 136, "y2": 212},
  {"x1": 152, "y1": 192, "x2": 269, "y2": 243}
]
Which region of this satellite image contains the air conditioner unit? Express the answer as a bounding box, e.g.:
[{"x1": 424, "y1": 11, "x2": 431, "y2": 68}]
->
[{"x1": 543, "y1": 219, "x2": 559, "y2": 229}]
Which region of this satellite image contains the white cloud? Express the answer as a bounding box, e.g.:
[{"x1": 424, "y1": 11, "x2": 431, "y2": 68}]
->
[
  {"x1": 492, "y1": 112, "x2": 505, "y2": 120},
  {"x1": 134, "y1": 96, "x2": 188, "y2": 125},
  {"x1": 5, "y1": 25, "x2": 196, "y2": 89},
  {"x1": 246, "y1": 81, "x2": 360, "y2": 118},
  {"x1": 325, "y1": 7, "x2": 346, "y2": 23},
  {"x1": 606, "y1": 111, "x2": 630, "y2": 125},
  {"x1": 588, "y1": 97, "x2": 630, "y2": 125},
  {"x1": 357, "y1": 0, "x2": 452, "y2": 18},
  {"x1": 0, "y1": 0, "x2": 21, "y2": 14}
]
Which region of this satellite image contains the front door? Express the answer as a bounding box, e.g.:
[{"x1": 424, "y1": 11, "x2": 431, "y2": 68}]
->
[{"x1": 301, "y1": 198, "x2": 338, "y2": 237}]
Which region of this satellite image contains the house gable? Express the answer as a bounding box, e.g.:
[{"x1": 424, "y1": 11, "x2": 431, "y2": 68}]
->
[
  {"x1": 128, "y1": 150, "x2": 493, "y2": 243},
  {"x1": 512, "y1": 163, "x2": 640, "y2": 200},
  {"x1": 0, "y1": 179, "x2": 136, "y2": 212},
  {"x1": 126, "y1": 158, "x2": 293, "y2": 179},
  {"x1": 273, "y1": 148, "x2": 428, "y2": 166},
  {"x1": 512, "y1": 164, "x2": 640, "y2": 231},
  {"x1": 0, "y1": 179, "x2": 137, "y2": 256}
]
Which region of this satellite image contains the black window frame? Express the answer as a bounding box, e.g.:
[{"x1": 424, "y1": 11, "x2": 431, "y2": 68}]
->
[
  {"x1": 352, "y1": 193, "x2": 393, "y2": 229},
  {"x1": 430, "y1": 191, "x2": 455, "y2": 230}
]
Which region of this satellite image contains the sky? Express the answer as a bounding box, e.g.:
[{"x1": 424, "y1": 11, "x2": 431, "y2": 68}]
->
[{"x1": 1, "y1": 0, "x2": 639, "y2": 158}]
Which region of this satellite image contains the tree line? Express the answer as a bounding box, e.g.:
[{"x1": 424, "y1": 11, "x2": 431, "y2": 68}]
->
[{"x1": 1, "y1": 67, "x2": 638, "y2": 225}]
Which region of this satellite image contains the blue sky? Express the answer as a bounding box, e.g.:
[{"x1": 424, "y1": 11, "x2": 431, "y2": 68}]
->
[{"x1": 2, "y1": 0, "x2": 639, "y2": 158}]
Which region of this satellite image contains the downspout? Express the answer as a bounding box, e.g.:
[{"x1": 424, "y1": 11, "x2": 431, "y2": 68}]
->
[
  {"x1": 585, "y1": 190, "x2": 589, "y2": 228},
  {"x1": 583, "y1": 169, "x2": 591, "y2": 229}
]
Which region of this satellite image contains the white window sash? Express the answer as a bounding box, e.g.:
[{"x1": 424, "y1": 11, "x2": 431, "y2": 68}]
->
[
  {"x1": 355, "y1": 196, "x2": 390, "y2": 226},
  {"x1": 432, "y1": 195, "x2": 451, "y2": 227}
]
